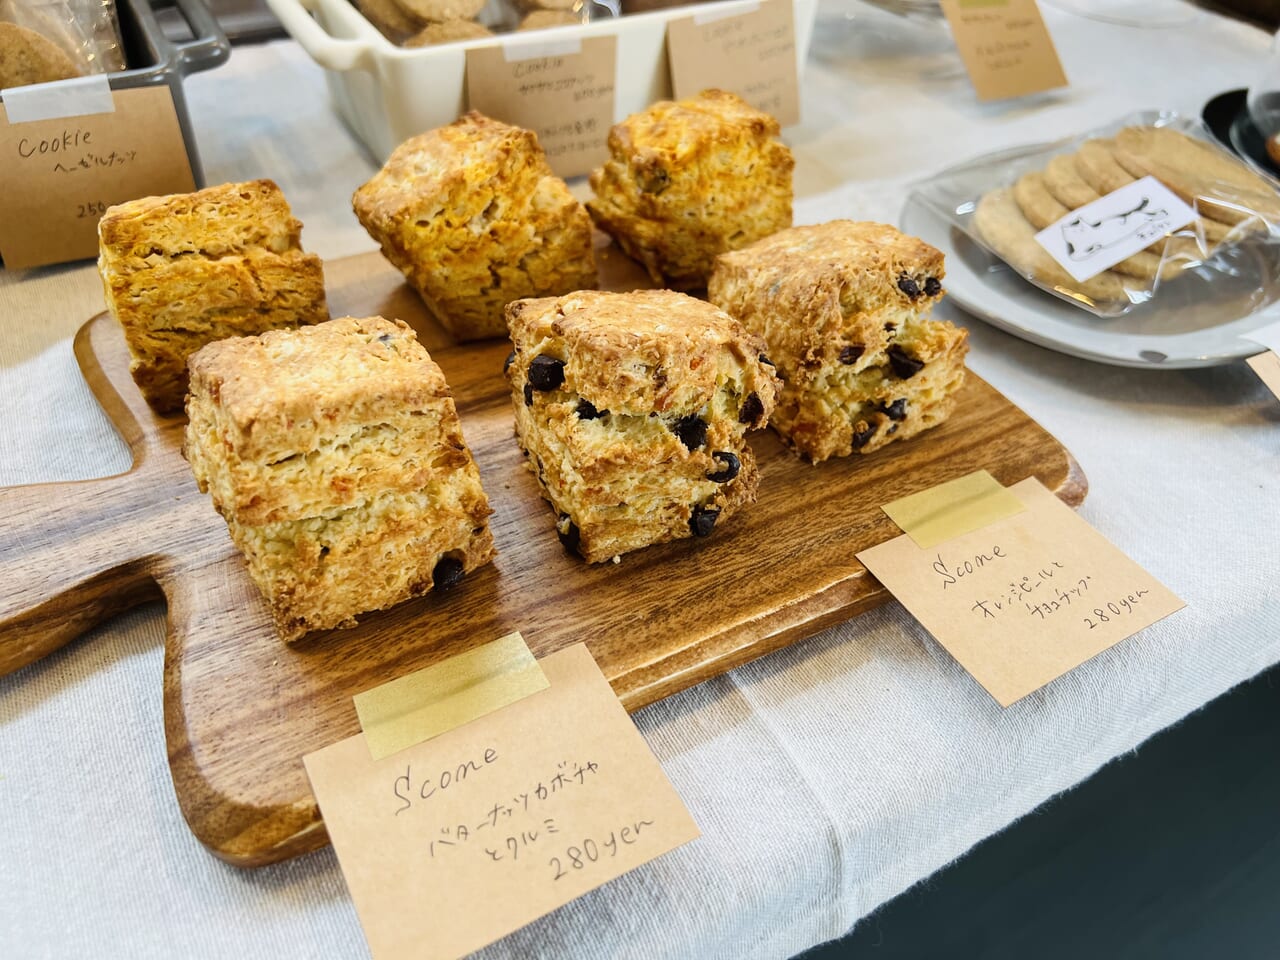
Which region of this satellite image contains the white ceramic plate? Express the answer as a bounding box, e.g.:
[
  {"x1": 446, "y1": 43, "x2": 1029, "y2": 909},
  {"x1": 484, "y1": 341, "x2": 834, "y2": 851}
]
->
[{"x1": 900, "y1": 192, "x2": 1277, "y2": 369}]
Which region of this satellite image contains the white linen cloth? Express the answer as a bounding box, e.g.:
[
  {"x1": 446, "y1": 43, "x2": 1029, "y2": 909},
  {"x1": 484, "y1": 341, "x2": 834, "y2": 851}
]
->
[{"x1": 2, "y1": 3, "x2": 1278, "y2": 957}]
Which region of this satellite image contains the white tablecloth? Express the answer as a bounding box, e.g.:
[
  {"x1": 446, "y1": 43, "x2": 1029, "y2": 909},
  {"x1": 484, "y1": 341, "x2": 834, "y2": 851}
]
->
[{"x1": 3, "y1": 3, "x2": 1279, "y2": 957}]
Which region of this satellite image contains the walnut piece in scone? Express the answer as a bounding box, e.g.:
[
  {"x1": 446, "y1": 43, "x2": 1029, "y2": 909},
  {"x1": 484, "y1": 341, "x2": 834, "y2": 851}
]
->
[
  {"x1": 184, "y1": 316, "x2": 496, "y2": 642},
  {"x1": 97, "y1": 179, "x2": 328, "y2": 413},
  {"x1": 506, "y1": 289, "x2": 781, "y2": 563},
  {"x1": 353, "y1": 112, "x2": 597, "y2": 341},
  {"x1": 709, "y1": 221, "x2": 968, "y2": 463},
  {"x1": 587, "y1": 89, "x2": 794, "y2": 290}
]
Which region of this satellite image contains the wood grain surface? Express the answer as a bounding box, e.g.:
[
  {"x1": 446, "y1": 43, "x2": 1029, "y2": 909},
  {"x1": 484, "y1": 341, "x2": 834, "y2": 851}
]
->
[{"x1": 0, "y1": 245, "x2": 1087, "y2": 867}]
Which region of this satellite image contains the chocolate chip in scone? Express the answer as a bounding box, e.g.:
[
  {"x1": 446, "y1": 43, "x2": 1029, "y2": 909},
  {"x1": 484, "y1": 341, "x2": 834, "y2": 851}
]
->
[
  {"x1": 673, "y1": 414, "x2": 708, "y2": 451},
  {"x1": 555, "y1": 514, "x2": 581, "y2": 553},
  {"x1": 527, "y1": 354, "x2": 566, "y2": 391},
  {"x1": 887, "y1": 345, "x2": 924, "y2": 379},
  {"x1": 888, "y1": 424, "x2": 900, "y2": 436},
  {"x1": 577, "y1": 398, "x2": 605, "y2": 420},
  {"x1": 504, "y1": 350, "x2": 515, "y2": 374},
  {"x1": 851, "y1": 420, "x2": 877, "y2": 450},
  {"x1": 523, "y1": 382, "x2": 534, "y2": 406},
  {"x1": 897, "y1": 274, "x2": 921, "y2": 299},
  {"x1": 689, "y1": 504, "x2": 721, "y2": 537},
  {"x1": 432, "y1": 556, "x2": 465, "y2": 591},
  {"x1": 378, "y1": 333, "x2": 394, "y2": 345},
  {"x1": 739, "y1": 392, "x2": 764, "y2": 425},
  {"x1": 839, "y1": 345, "x2": 864, "y2": 365},
  {"x1": 759, "y1": 354, "x2": 775, "y2": 367},
  {"x1": 924, "y1": 277, "x2": 942, "y2": 297},
  {"x1": 879, "y1": 398, "x2": 908, "y2": 421},
  {"x1": 706, "y1": 451, "x2": 741, "y2": 483},
  {"x1": 884, "y1": 323, "x2": 896, "y2": 333}
]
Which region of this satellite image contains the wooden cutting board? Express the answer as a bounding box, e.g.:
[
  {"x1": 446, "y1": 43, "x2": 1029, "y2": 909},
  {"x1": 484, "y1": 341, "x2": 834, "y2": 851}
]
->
[{"x1": 0, "y1": 247, "x2": 1086, "y2": 867}]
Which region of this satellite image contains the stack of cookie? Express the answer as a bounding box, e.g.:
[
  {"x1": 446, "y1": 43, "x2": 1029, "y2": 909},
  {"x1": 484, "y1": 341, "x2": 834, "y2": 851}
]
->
[
  {"x1": 973, "y1": 125, "x2": 1280, "y2": 308},
  {"x1": 354, "y1": 0, "x2": 492, "y2": 46}
]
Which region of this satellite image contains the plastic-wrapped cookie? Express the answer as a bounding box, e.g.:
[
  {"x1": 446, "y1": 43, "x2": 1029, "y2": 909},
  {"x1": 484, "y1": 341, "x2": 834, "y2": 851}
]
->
[
  {"x1": 0, "y1": 22, "x2": 81, "y2": 88},
  {"x1": 394, "y1": 0, "x2": 485, "y2": 24},
  {"x1": 404, "y1": 18, "x2": 493, "y2": 45},
  {"x1": 518, "y1": 10, "x2": 581, "y2": 29}
]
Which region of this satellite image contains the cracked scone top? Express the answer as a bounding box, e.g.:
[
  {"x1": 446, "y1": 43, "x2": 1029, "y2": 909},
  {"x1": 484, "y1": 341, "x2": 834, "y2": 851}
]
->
[
  {"x1": 353, "y1": 112, "x2": 597, "y2": 341},
  {"x1": 709, "y1": 221, "x2": 968, "y2": 463},
  {"x1": 97, "y1": 179, "x2": 328, "y2": 413},
  {"x1": 505, "y1": 289, "x2": 781, "y2": 563},
  {"x1": 587, "y1": 89, "x2": 794, "y2": 290},
  {"x1": 185, "y1": 316, "x2": 496, "y2": 643}
]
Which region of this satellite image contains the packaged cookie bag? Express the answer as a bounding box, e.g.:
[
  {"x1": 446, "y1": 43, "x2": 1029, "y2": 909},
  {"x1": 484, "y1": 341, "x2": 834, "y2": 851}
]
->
[
  {"x1": 0, "y1": 0, "x2": 126, "y2": 87},
  {"x1": 909, "y1": 111, "x2": 1280, "y2": 320}
]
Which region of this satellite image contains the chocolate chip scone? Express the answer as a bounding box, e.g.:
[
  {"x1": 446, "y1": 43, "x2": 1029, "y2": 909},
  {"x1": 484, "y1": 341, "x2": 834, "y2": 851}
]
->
[
  {"x1": 98, "y1": 180, "x2": 328, "y2": 413},
  {"x1": 353, "y1": 112, "x2": 597, "y2": 341},
  {"x1": 505, "y1": 289, "x2": 780, "y2": 563},
  {"x1": 184, "y1": 316, "x2": 496, "y2": 642},
  {"x1": 586, "y1": 89, "x2": 794, "y2": 290},
  {"x1": 709, "y1": 221, "x2": 968, "y2": 464}
]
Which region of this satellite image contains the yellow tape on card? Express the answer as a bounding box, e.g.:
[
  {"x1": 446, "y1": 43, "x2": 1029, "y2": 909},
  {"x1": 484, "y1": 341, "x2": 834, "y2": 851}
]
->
[
  {"x1": 882, "y1": 469, "x2": 1026, "y2": 549},
  {"x1": 354, "y1": 631, "x2": 549, "y2": 761}
]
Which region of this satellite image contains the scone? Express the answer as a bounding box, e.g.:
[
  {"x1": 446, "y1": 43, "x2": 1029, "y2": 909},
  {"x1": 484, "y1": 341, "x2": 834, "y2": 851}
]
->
[
  {"x1": 505, "y1": 289, "x2": 781, "y2": 563},
  {"x1": 709, "y1": 221, "x2": 968, "y2": 464},
  {"x1": 587, "y1": 89, "x2": 794, "y2": 290},
  {"x1": 352, "y1": 112, "x2": 597, "y2": 341},
  {"x1": 184, "y1": 316, "x2": 496, "y2": 642},
  {"x1": 98, "y1": 180, "x2": 328, "y2": 413}
]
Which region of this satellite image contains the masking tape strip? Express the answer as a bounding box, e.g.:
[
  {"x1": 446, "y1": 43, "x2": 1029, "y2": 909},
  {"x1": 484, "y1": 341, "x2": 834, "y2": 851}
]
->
[
  {"x1": 354, "y1": 631, "x2": 549, "y2": 761},
  {"x1": 502, "y1": 36, "x2": 582, "y2": 62},
  {"x1": 2, "y1": 75, "x2": 114, "y2": 124},
  {"x1": 1247, "y1": 351, "x2": 1280, "y2": 393},
  {"x1": 1242, "y1": 318, "x2": 1280, "y2": 356},
  {"x1": 881, "y1": 469, "x2": 1025, "y2": 550},
  {"x1": 693, "y1": 1, "x2": 760, "y2": 25}
]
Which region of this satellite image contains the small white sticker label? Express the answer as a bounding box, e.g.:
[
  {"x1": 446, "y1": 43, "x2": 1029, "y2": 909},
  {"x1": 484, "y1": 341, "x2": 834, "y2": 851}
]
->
[{"x1": 1034, "y1": 175, "x2": 1197, "y2": 283}]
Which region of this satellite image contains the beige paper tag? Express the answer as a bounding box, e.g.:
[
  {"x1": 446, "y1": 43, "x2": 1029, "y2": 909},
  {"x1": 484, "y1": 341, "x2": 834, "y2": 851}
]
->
[
  {"x1": 1247, "y1": 351, "x2": 1280, "y2": 401},
  {"x1": 883, "y1": 469, "x2": 1025, "y2": 549},
  {"x1": 0, "y1": 86, "x2": 196, "y2": 270},
  {"x1": 666, "y1": 0, "x2": 801, "y2": 127},
  {"x1": 354, "y1": 632, "x2": 549, "y2": 761},
  {"x1": 858, "y1": 477, "x2": 1183, "y2": 707},
  {"x1": 305, "y1": 643, "x2": 699, "y2": 960},
  {"x1": 466, "y1": 36, "x2": 616, "y2": 179},
  {"x1": 939, "y1": 0, "x2": 1068, "y2": 102}
]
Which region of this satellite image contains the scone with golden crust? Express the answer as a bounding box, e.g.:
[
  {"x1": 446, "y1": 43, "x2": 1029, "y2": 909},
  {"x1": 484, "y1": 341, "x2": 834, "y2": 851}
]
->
[
  {"x1": 506, "y1": 289, "x2": 780, "y2": 563},
  {"x1": 587, "y1": 90, "x2": 794, "y2": 290},
  {"x1": 98, "y1": 180, "x2": 328, "y2": 413},
  {"x1": 353, "y1": 112, "x2": 597, "y2": 341},
  {"x1": 184, "y1": 316, "x2": 496, "y2": 642},
  {"x1": 709, "y1": 221, "x2": 968, "y2": 463}
]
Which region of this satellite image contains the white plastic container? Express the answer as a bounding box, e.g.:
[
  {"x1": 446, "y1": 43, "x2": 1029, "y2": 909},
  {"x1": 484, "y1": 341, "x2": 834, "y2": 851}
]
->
[{"x1": 263, "y1": 0, "x2": 819, "y2": 163}]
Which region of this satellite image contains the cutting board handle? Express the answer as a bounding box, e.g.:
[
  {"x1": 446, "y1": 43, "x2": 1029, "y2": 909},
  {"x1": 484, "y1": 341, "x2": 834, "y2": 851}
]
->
[{"x1": 0, "y1": 470, "x2": 164, "y2": 675}]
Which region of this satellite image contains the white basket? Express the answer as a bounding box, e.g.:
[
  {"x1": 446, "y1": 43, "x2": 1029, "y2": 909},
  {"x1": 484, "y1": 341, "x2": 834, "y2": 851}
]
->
[{"x1": 263, "y1": 0, "x2": 819, "y2": 164}]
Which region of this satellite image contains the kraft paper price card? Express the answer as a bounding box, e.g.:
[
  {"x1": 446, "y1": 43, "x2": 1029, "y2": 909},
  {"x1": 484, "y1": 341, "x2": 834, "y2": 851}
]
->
[
  {"x1": 305, "y1": 643, "x2": 699, "y2": 960},
  {"x1": 939, "y1": 0, "x2": 1067, "y2": 102},
  {"x1": 858, "y1": 475, "x2": 1184, "y2": 707},
  {"x1": 1244, "y1": 320, "x2": 1280, "y2": 401},
  {"x1": 466, "y1": 36, "x2": 616, "y2": 179},
  {"x1": 666, "y1": 0, "x2": 801, "y2": 127},
  {"x1": 0, "y1": 84, "x2": 195, "y2": 270}
]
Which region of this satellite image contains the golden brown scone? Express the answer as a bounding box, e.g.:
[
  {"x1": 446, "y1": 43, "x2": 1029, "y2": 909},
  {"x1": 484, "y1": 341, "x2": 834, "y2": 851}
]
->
[
  {"x1": 505, "y1": 289, "x2": 780, "y2": 562},
  {"x1": 517, "y1": 9, "x2": 581, "y2": 28},
  {"x1": 710, "y1": 221, "x2": 967, "y2": 463},
  {"x1": 184, "y1": 316, "x2": 496, "y2": 642},
  {"x1": 404, "y1": 18, "x2": 493, "y2": 45},
  {"x1": 353, "y1": 112, "x2": 597, "y2": 341},
  {"x1": 0, "y1": 22, "x2": 81, "y2": 88},
  {"x1": 587, "y1": 89, "x2": 794, "y2": 290},
  {"x1": 98, "y1": 180, "x2": 328, "y2": 414}
]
